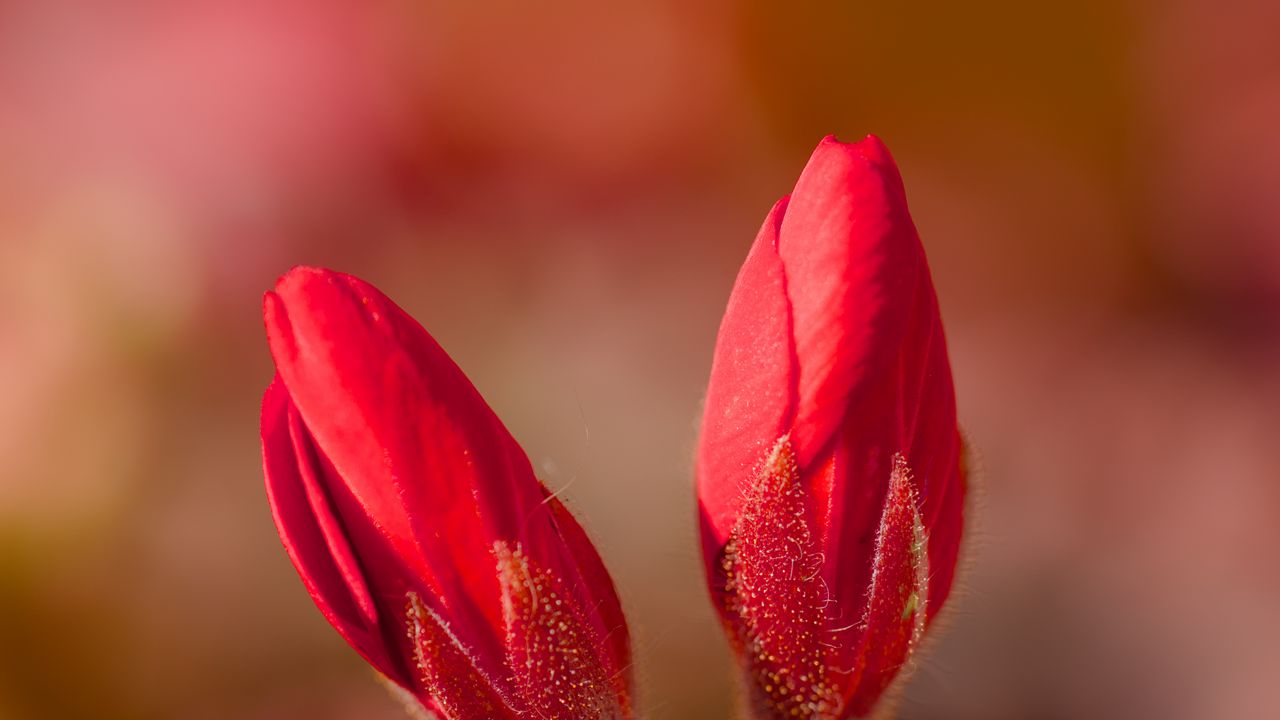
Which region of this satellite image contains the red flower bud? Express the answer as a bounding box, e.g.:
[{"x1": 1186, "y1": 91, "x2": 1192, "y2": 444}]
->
[
  {"x1": 696, "y1": 136, "x2": 966, "y2": 718},
  {"x1": 261, "y1": 267, "x2": 633, "y2": 720}
]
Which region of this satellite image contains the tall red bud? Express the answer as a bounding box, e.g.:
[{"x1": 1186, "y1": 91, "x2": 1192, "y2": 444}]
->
[
  {"x1": 696, "y1": 136, "x2": 966, "y2": 719},
  {"x1": 261, "y1": 267, "x2": 633, "y2": 720}
]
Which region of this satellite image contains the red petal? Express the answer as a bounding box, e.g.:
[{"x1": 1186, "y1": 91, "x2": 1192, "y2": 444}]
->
[
  {"x1": 697, "y1": 198, "x2": 797, "y2": 571},
  {"x1": 261, "y1": 377, "x2": 401, "y2": 682},
  {"x1": 263, "y1": 266, "x2": 544, "y2": 678},
  {"x1": 698, "y1": 135, "x2": 965, "y2": 718},
  {"x1": 777, "y1": 135, "x2": 924, "y2": 469},
  {"x1": 778, "y1": 136, "x2": 963, "y2": 643},
  {"x1": 284, "y1": 401, "x2": 379, "y2": 630}
]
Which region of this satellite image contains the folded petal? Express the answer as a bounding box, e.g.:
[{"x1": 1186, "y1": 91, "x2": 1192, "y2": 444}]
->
[
  {"x1": 261, "y1": 376, "x2": 402, "y2": 682},
  {"x1": 777, "y1": 136, "x2": 924, "y2": 469},
  {"x1": 697, "y1": 198, "x2": 798, "y2": 568},
  {"x1": 262, "y1": 266, "x2": 636, "y2": 716},
  {"x1": 697, "y1": 136, "x2": 966, "y2": 720},
  {"x1": 264, "y1": 267, "x2": 552, "y2": 685}
]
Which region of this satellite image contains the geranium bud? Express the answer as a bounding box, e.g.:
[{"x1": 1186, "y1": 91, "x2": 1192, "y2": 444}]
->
[
  {"x1": 261, "y1": 266, "x2": 633, "y2": 720},
  {"x1": 697, "y1": 136, "x2": 966, "y2": 719}
]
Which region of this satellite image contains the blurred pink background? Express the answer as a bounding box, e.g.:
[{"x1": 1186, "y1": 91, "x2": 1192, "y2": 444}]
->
[{"x1": 2, "y1": 1, "x2": 1279, "y2": 718}]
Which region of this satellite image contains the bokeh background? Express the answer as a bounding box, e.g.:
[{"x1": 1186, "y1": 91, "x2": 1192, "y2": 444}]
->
[{"x1": 2, "y1": 1, "x2": 1279, "y2": 718}]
